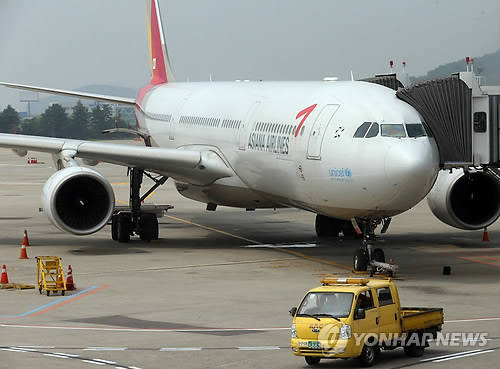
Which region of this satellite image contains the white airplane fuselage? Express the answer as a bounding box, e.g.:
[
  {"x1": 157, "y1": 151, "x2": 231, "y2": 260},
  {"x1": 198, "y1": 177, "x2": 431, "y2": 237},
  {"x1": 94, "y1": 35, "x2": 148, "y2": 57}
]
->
[{"x1": 137, "y1": 80, "x2": 440, "y2": 220}]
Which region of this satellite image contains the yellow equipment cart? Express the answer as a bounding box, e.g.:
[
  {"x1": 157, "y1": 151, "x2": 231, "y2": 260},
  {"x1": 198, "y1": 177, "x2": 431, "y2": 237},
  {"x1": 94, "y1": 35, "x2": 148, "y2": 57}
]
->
[{"x1": 36, "y1": 256, "x2": 66, "y2": 296}]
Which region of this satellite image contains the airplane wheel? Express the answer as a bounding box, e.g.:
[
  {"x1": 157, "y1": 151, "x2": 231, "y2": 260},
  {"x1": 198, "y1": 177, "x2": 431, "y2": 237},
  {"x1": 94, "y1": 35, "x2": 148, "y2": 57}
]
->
[
  {"x1": 373, "y1": 248, "x2": 385, "y2": 263},
  {"x1": 139, "y1": 214, "x2": 158, "y2": 241},
  {"x1": 117, "y1": 214, "x2": 131, "y2": 243},
  {"x1": 111, "y1": 214, "x2": 118, "y2": 241},
  {"x1": 354, "y1": 248, "x2": 369, "y2": 271}
]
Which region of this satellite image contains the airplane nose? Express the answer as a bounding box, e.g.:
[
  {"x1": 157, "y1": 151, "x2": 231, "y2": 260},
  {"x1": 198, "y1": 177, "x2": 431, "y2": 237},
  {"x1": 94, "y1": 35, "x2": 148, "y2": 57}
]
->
[{"x1": 384, "y1": 140, "x2": 439, "y2": 208}]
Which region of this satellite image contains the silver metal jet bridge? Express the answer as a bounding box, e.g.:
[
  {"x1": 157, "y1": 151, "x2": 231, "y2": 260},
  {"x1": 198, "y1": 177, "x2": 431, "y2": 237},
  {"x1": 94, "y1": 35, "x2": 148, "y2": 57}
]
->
[{"x1": 363, "y1": 65, "x2": 500, "y2": 171}]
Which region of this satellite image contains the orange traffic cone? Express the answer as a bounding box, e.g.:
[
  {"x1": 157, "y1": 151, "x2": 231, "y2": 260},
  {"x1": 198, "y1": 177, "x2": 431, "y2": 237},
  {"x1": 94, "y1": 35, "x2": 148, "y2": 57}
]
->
[
  {"x1": 482, "y1": 228, "x2": 490, "y2": 242},
  {"x1": 57, "y1": 274, "x2": 64, "y2": 289},
  {"x1": 19, "y1": 244, "x2": 29, "y2": 259},
  {"x1": 22, "y1": 229, "x2": 30, "y2": 247},
  {"x1": 66, "y1": 265, "x2": 75, "y2": 290},
  {"x1": 1, "y1": 264, "x2": 8, "y2": 284}
]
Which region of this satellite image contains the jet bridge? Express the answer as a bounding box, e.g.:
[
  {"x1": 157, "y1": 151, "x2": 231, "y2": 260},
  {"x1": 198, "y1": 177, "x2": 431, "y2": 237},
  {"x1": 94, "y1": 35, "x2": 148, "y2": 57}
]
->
[{"x1": 363, "y1": 66, "x2": 500, "y2": 169}]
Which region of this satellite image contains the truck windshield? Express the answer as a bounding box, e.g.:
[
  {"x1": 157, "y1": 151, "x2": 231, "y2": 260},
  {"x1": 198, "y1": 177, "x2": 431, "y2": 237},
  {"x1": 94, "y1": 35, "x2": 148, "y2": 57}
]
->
[{"x1": 297, "y1": 292, "x2": 354, "y2": 318}]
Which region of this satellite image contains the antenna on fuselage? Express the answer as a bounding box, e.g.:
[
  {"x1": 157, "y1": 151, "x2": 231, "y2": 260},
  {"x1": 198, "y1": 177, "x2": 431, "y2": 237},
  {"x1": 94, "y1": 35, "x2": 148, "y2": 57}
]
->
[{"x1": 350, "y1": 70, "x2": 355, "y2": 81}]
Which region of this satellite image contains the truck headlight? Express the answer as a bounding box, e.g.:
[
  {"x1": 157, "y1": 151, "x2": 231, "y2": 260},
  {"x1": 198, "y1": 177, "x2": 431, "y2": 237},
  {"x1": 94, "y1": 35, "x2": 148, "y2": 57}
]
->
[
  {"x1": 291, "y1": 323, "x2": 297, "y2": 338},
  {"x1": 339, "y1": 324, "x2": 351, "y2": 339}
]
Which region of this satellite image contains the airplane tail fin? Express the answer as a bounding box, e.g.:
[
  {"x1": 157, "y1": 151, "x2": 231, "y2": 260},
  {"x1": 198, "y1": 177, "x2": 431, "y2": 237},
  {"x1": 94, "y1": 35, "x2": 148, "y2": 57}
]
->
[{"x1": 146, "y1": 0, "x2": 175, "y2": 84}]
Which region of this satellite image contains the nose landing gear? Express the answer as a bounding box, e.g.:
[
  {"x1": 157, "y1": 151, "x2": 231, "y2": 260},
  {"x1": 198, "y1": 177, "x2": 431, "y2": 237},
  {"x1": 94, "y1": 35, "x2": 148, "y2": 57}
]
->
[{"x1": 353, "y1": 218, "x2": 399, "y2": 276}]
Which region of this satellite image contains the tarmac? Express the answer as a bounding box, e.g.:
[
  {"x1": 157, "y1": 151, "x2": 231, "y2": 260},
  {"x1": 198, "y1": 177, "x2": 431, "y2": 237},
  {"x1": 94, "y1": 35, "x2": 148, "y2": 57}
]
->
[{"x1": 0, "y1": 147, "x2": 499, "y2": 368}]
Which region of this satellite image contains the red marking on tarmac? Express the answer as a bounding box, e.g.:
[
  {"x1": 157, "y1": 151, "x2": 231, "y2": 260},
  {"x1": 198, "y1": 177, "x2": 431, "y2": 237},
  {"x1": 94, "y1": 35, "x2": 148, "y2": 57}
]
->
[
  {"x1": 29, "y1": 285, "x2": 109, "y2": 318},
  {"x1": 456, "y1": 255, "x2": 500, "y2": 267},
  {"x1": 294, "y1": 104, "x2": 317, "y2": 137}
]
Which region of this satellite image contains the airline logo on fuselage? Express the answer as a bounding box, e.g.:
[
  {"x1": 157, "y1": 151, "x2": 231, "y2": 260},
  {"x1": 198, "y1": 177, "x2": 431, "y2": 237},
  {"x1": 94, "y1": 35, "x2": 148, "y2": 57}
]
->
[
  {"x1": 247, "y1": 132, "x2": 290, "y2": 155},
  {"x1": 247, "y1": 104, "x2": 318, "y2": 156}
]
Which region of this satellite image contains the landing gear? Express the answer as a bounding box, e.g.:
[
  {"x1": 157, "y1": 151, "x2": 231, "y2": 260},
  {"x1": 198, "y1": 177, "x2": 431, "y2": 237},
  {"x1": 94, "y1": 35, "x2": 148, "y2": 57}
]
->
[
  {"x1": 111, "y1": 167, "x2": 167, "y2": 243},
  {"x1": 353, "y1": 219, "x2": 381, "y2": 272}
]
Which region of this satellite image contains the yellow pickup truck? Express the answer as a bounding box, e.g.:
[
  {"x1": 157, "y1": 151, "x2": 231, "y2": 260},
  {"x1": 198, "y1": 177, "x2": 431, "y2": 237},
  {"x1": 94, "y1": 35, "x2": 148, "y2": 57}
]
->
[{"x1": 290, "y1": 277, "x2": 443, "y2": 366}]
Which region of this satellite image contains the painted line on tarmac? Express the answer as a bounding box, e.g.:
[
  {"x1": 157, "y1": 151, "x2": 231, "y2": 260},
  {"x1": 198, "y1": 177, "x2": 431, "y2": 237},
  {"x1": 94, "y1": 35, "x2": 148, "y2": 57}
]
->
[
  {"x1": 166, "y1": 214, "x2": 352, "y2": 271},
  {"x1": 0, "y1": 286, "x2": 107, "y2": 319},
  {"x1": 243, "y1": 243, "x2": 318, "y2": 248},
  {"x1": 445, "y1": 316, "x2": 500, "y2": 323},
  {"x1": 421, "y1": 348, "x2": 495, "y2": 363},
  {"x1": 0, "y1": 346, "x2": 141, "y2": 369}
]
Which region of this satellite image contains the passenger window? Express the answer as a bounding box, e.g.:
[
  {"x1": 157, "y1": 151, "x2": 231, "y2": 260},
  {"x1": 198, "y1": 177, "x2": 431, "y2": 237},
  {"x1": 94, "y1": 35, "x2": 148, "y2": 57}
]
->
[
  {"x1": 381, "y1": 124, "x2": 406, "y2": 138},
  {"x1": 356, "y1": 290, "x2": 375, "y2": 310},
  {"x1": 354, "y1": 122, "x2": 371, "y2": 138},
  {"x1": 377, "y1": 287, "x2": 394, "y2": 306},
  {"x1": 365, "y1": 123, "x2": 379, "y2": 138}
]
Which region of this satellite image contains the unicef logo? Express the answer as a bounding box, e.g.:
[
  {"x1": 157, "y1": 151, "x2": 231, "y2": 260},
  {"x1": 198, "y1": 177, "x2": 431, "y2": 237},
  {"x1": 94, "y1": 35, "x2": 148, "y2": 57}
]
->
[{"x1": 317, "y1": 323, "x2": 348, "y2": 357}]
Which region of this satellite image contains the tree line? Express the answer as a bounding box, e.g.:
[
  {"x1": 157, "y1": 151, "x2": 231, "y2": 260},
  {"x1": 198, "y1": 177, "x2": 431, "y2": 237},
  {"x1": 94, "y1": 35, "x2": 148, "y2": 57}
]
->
[{"x1": 0, "y1": 102, "x2": 135, "y2": 139}]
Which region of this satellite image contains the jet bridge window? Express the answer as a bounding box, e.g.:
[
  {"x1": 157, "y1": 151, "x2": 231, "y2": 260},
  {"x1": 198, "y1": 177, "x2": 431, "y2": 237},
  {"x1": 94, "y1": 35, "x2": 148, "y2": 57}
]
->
[
  {"x1": 405, "y1": 123, "x2": 427, "y2": 138},
  {"x1": 381, "y1": 124, "x2": 406, "y2": 138},
  {"x1": 353, "y1": 122, "x2": 372, "y2": 138}
]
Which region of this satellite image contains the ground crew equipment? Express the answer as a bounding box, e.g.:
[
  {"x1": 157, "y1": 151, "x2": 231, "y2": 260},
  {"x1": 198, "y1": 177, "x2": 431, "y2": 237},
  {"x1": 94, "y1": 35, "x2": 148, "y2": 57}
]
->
[
  {"x1": 36, "y1": 256, "x2": 66, "y2": 296},
  {"x1": 1, "y1": 265, "x2": 8, "y2": 284}
]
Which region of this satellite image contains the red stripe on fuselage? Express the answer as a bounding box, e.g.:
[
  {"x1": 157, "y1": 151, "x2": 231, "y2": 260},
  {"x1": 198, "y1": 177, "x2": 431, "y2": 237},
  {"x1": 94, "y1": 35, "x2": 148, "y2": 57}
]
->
[{"x1": 294, "y1": 104, "x2": 317, "y2": 137}]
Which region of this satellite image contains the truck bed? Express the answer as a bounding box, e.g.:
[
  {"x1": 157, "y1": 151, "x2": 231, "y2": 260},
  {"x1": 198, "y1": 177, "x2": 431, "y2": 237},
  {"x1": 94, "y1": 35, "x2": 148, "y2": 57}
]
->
[{"x1": 401, "y1": 307, "x2": 444, "y2": 332}]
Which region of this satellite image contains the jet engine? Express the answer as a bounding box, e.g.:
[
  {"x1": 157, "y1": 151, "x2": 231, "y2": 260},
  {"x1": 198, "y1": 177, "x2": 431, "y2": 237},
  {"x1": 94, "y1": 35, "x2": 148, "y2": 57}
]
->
[
  {"x1": 42, "y1": 166, "x2": 115, "y2": 235},
  {"x1": 427, "y1": 169, "x2": 500, "y2": 230}
]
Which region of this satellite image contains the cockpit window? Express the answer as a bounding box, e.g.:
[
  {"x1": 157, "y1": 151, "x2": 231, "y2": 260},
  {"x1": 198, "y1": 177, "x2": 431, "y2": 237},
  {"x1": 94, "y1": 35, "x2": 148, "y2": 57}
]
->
[
  {"x1": 405, "y1": 123, "x2": 427, "y2": 138},
  {"x1": 381, "y1": 124, "x2": 406, "y2": 138},
  {"x1": 365, "y1": 122, "x2": 379, "y2": 138},
  {"x1": 353, "y1": 122, "x2": 371, "y2": 138}
]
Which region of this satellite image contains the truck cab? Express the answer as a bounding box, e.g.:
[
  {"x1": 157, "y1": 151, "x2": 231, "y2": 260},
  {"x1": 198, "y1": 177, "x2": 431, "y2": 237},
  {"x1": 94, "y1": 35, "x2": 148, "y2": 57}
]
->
[{"x1": 290, "y1": 277, "x2": 443, "y2": 366}]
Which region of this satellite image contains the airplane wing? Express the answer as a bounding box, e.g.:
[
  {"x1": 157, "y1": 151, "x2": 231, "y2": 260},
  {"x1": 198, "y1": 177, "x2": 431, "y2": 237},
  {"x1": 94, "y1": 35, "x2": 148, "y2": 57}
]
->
[
  {"x1": 0, "y1": 133, "x2": 233, "y2": 186},
  {"x1": 0, "y1": 82, "x2": 136, "y2": 106}
]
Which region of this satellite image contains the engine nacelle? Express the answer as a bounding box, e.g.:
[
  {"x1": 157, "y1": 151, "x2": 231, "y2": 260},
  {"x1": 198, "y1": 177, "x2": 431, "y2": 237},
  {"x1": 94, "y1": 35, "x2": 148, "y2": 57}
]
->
[
  {"x1": 427, "y1": 169, "x2": 500, "y2": 230},
  {"x1": 42, "y1": 167, "x2": 115, "y2": 235}
]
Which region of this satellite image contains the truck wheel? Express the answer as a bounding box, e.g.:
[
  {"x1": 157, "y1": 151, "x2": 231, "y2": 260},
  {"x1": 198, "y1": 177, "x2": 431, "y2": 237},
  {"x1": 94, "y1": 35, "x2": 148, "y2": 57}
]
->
[
  {"x1": 373, "y1": 248, "x2": 385, "y2": 263},
  {"x1": 354, "y1": 249, "x2": 369, "y2": 271},
  {"x1": 359, "y1": 344, "x2": 376, "y2": 367},
  {"x1": 304, "y1": 356, "x2": 321, "y2": 366},
  {"x1": 404, "y1": 343, "x2": 425, "y2": 357}
]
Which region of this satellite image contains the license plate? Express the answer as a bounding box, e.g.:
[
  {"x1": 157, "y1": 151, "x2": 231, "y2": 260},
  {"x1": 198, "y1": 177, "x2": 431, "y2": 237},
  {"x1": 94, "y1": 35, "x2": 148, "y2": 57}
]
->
[{"x1": 308, "y1": 341, "x2": 321, "y2": 350}]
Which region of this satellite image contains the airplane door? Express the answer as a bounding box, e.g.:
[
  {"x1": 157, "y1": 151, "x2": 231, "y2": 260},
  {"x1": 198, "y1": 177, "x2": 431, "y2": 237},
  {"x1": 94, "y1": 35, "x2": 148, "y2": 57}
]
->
[
  {"x1": 239, "y1": 101, "x2": 261, "y2": 150},
  {"x1": 306, "y1": 104, "x2": 339, "y2": 159}
]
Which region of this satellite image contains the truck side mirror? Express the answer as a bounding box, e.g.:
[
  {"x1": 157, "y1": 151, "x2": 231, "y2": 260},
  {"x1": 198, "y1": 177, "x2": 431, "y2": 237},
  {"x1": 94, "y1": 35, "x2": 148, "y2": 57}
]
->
[
  {"x1": 289, "y1": 307, "x2": 297, "y2": 317},
  {"x1": 354, "y1": 308, "x2": 365, "y2": 320}
]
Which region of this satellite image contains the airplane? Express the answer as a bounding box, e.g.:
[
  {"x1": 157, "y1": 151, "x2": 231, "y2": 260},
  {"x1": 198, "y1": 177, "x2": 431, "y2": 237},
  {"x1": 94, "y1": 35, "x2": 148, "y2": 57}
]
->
[{"x1": 1, "y1": 0, "x2": 498, "y2": 272}]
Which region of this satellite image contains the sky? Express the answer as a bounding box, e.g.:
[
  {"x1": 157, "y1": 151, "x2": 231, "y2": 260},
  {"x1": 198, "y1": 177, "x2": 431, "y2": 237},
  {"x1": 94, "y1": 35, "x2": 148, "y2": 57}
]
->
[{"x1": 0, "y1": 0, "x2": 499, "y2": 111}]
